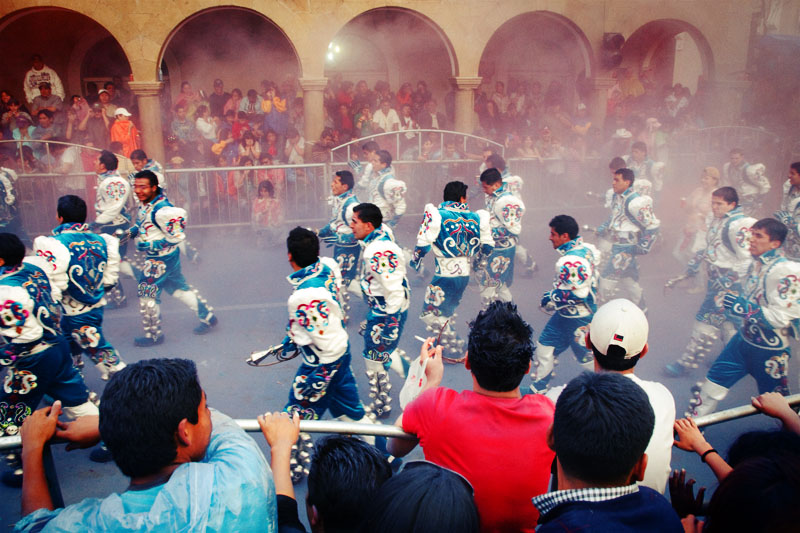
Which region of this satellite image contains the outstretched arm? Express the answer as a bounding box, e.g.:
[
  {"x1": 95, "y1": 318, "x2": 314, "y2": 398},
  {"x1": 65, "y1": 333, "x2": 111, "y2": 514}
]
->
[
  {"x1": 20, "y1": 402, "x2": 63, "y2": 515},
  {"x1": 752, "y1": 392, "x2": 800, "y2": 435},
  {"x1": 673, "y1": 417, "x2": 732, "y2": 481}
]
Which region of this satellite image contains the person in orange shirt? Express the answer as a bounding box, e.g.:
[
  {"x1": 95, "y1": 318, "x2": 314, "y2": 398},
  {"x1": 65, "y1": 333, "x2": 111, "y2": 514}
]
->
[{"x1": 109, "y1": 108, "x2": 140, "y2": 157}]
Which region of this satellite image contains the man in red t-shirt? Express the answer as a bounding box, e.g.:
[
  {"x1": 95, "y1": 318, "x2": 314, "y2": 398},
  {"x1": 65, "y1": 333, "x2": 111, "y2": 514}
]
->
[{"x1": 388, "y1": 301, "x2": 555, "y2": 532}]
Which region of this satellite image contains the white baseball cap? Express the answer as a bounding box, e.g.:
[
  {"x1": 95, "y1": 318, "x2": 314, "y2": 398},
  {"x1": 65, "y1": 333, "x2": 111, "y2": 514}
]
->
[
  {"x1": 588, "y1": 299, "x2": 648, "y2": 358},
  {"x1": 115, "y1": 107, "x2": 132, "y2": 117}
]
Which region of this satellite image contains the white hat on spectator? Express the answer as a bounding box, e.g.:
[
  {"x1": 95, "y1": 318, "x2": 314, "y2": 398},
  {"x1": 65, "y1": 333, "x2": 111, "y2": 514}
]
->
[
  {"x1": 588, "y1": 298, "x2": 648, "y2": 358},
  {"x1": 115, "y1": 108, "x2": 132, "y2": 117},
  {"x1": 612, "y1": 128, "x2": 633, "y2": 139},
  {"x1": 98, "y1": 89, "x2": 109, "y2": 95}
]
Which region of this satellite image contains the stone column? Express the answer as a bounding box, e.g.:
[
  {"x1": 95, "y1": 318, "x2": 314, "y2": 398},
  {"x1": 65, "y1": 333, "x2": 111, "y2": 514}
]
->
[
  {"x1": 128, "y1": 81, "x2": 165, "y2": 163},
  {"x1": 300, "y1": 78, "x2": 328, "y2": 161},
  {"x1": 450, "y1": 77, "x2": 482, "y2": 134},
  {"x1": 589, "y1": 77, "x2": 616, "y2": 131}
]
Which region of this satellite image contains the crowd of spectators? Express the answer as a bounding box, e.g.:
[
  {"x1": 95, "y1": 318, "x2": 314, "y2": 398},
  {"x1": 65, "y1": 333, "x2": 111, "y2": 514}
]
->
[
  {"x1": 12, "y1": 298, "x2": 800, "y2": 532},
  {"x1": 2, "y1": 52, "x2": 709, "y2": 180}
]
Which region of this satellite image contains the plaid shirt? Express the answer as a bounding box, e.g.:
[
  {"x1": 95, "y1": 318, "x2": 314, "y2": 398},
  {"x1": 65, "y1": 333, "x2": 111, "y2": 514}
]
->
[{"x1": 532, "y1": 484, "x2": 639, "y2": 517}]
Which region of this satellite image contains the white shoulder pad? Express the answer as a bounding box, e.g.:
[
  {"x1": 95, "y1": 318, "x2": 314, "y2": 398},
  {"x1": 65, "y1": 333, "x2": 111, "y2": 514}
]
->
[{"x1": 154, "y1": 205, "x2": 188, "y2": 239}]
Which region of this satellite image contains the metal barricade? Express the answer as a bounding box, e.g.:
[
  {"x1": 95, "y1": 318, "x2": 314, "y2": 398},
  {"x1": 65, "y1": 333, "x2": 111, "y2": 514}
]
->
[{"x1": 163, "y1": 163, "x2": 329, "y2": 228}]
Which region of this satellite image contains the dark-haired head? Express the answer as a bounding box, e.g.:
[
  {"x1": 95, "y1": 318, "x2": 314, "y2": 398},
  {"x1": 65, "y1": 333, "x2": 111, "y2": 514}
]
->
[
  {"x1": 615, "y1": 167, "x2": 635, "y2": 185},
  {"x1": 134, "y1": 170, "x2": 159, "y2": 188},
  {"x1": 99, "y1": 358, "x2": 203, "y2": 479},
  {"x1": 358, "y1": 462, "x2": 479, "y2": 533},
  {"x1": 479, "y1": 168, "x2": 502, "y2": 186},
  {"x1": 287, "y1": 227, "x2": 319, "y2": 268},
  {"x1": 712, "y1": 186, "x2": 738, "y2": 206},
  {"x1": 352, "y1": 203, "x2": 382, "y2": 229},
  {"x1": 549, "y1": 215, "x2": 579, "y2": 240},
  {"x1": 308, "y1": 436, "x2": 392, "y2": 532},
  {"x1": 553, "y1": 372, "x2": 654, "y2": 485},
  {"x1": 467, "y1": 301, "x2": 533, "y2": 392},
  {"x1": 57, "y1": 195, "x2": 87, "y2": 223},
  {"x1": 0, "y1": 233, "x2": 25, "y2": 268},
  {"x1": 704, "y1": 454, "x2": 800, "y2": 533},
  {"x1": 752, "y1": 218, "x2": 787, "y2": 245},
  {"x1": 98, "y1": 150, "x2": 118, "y2": 172},
  {"x1": 443, "y1": 181, "x2": 468, "y2": 203},
  {"x1": 335, "y1": 170, "x2": 354, "y2": 190},
  {"x1": 486, "y1": 153, "x2": 506, "y2": 171}
]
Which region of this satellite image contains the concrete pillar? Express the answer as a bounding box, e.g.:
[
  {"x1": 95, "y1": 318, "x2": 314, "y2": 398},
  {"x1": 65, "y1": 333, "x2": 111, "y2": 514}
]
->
[
  {"x1": 589, "y1": 77, "x2": 615, "y2": 131},
  {"x1": 451, "y1": 77, "x2": 482, "y2": 134},
  {"x1": 300, "y1": 77, "x2": 328, "y2": 160},
  {"x1": 128, "y1": 81, "x2": 165, "y2": 163}
]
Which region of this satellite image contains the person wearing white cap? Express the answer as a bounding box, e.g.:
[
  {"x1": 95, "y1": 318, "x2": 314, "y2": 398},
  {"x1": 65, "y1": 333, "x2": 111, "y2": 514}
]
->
[
  {"x1": 584, "y1": 298, "x2": 675, "y2": 494},
  {"x1": 691, "y1": 218, "x2": 799, "y2": 418},
  {"x1": 596, "y1": 168, "x2": 660, "y2": 310},
  {"x1": 109, "y1": 107, "x2": 139, "y2": 158}
]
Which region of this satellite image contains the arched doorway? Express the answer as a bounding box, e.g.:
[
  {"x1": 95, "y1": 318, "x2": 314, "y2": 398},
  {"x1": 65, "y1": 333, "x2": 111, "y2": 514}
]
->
[
  {"x1": 478, "y1": 11, "x2": 594, "y2": 140},
  {"x1": 325, "y1": 7, "x2": 458, "y2": 130},
  {"x1": 0, "y1": 8, "x2": 131, "y2": 107},
  {"x1": 622, "y1": 19, "x2": 714, "y2": 94},
  {"x1": 159, "y1": 7, "x2": 301, "y2": 112}
]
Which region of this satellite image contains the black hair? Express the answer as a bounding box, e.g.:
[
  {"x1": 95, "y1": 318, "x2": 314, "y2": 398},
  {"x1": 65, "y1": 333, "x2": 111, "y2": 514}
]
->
[
  {"x1": 631, "y1": 141, "x2": 647, "y2": 153},
  {"x1": 479, "y1": 168, "x2": 502, "y2": 186},
  {"x1": 790, "y1": 162, "x2": 800, "y2": 174},
  {"x1": 287, "y1": 226, "x2": 319, "y2": 268},
  {"x1": 361, "y1": 141, "x2": 380, "y2": 153},
  {"x1": 609, "y1": 157, "x2": 626, "y2": 171},
  {"x1": 99, "y1": 358, "x2": 203, "y2": 479},
  {"x1": 730, "y1": 147, "x2": 744, "y2": 155},
  {"x1": 98, "y1": 150, "x2": 118, "y2": 172},
  {"x1": 258, "y1": 180, "x2": 274, "y2": 198},
  {"x1": 553, "y1": 372, "x2": 654, "y2": 485},
  {"x1": 130, "y1": 149, "x2": 147, "y2": 161},
  {"x1": 486, "y1": 153, "x2": 506, "y2": 171},
  {"x1": 467, "y1": 301, "x2": 533, "y2": 392},
  {"x1": 443, "y1": 181, "x2": 468, "y2": 203},
  {"x1": 358, "y1": 462, "x2": 479, "y2": 533},
  {"x1": 592, "y1": 344, "x2": 639, "y2": 371},
  {"x1": 335, "y1": 170, "x2": 354, "y2": 190},
  {"x1": 134, "y1": 170, "x2": 159, "y2": 187},
  {"x1": 615, "y1": 167, "x2": 635, "y2": 184},
  {"x1": 549, "y1": 215, "x2": 579, "y2": 240},
  {"x1": 704, "y1": 454, "x2": 800, "y2": 533},
  {"x1": 37, "y1": 109, "x2": 54, "y2": 120},
  {"x1": 57, "y1": 195, "x2": 87, "y2": 223},
  {"x1": 308, "y1": 436, "x2": 392, "y2": 531},
  {"x1": 712, "y1": 186, "x2": 738, "y2": 206},
  {"x1": 353, "y1": 203, "x2": 382, "y2": 229},
  {"x1": 753, "y1": 218, "x2": 788, "y2": 245},
  {"x1": 0, "y1": 233, "x2": 25, "y2": 267},
  {"x1": 727, "y1": 430, "x2": 800, "y2": 468},
  {"x1": 376, "y1": 149, "x2": 392, "y2": 167}
]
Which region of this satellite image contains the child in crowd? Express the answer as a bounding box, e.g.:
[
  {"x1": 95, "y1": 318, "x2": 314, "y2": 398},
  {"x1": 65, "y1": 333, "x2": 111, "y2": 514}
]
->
[{"x1": 251, "y1": 179, "x2": 283, "y2": 246}]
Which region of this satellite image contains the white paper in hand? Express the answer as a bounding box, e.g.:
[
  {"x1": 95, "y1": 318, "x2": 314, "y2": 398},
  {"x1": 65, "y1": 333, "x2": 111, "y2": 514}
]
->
[{"x1": 399, "y1": 355, "x2": 429, "y2": 409}]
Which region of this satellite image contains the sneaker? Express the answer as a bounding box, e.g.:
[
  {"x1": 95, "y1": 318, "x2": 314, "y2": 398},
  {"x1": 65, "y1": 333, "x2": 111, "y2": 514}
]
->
[
  {"x1": 663, "y1": 362, "x2": 687, "y2": 378},
  {"x1": 193, "y1": 315, "x2": 218, "y2": 335},
  {"x1": 389, "y1": 351, "x2": 410, "y2": 378},
  {"x1": 528, "y1": 376, "x2": 552, "y2": 395},
  {"x1": 89, "y1": 445, "x2": 113, "y2": 463},
  {"x1": 1, "y1": 468, "x2": 22, "y2": 488},
  {"x1": 134, "y1": 335, "x2": 165, "y2": 347}
]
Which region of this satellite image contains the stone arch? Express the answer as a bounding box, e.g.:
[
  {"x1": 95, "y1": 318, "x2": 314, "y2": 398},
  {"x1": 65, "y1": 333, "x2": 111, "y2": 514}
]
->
[
  {"x1": 325, "y1": 6, "x2": 459, "y2": 98},
  {"x1": 622, "y1": 19, "x2": 715, "y2": 92},
  {"x1": 478, "y1": 11, "x2": 595, "y2": 114},
  {"x1": 0, "y1": 7, "x2": 132, "y2": 104},
  {"x1": 158, "y1": 6, "x2": 302, "y2": 105}
]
